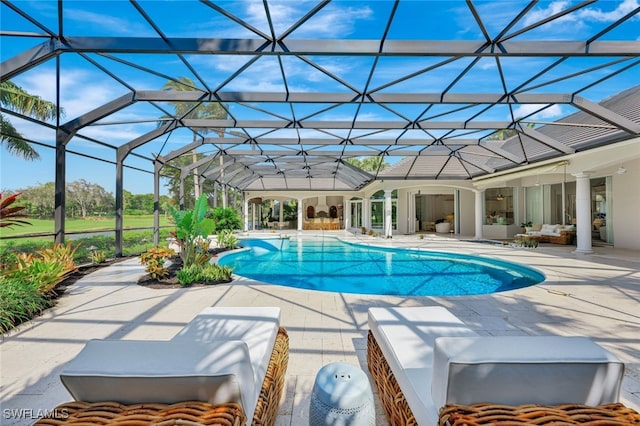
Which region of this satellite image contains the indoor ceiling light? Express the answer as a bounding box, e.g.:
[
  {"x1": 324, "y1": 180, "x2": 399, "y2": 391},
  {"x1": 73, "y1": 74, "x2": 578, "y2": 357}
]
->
[
  {"x1": 617, "y1": 166, "x2": 627, "y2": 175},
  {"x1": 496, "y1": 193, "x2": 504, "y2": 201}
]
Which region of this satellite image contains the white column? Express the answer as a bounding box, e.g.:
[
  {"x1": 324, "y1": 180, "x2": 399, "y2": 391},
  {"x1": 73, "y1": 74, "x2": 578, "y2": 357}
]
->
[
  {"x1": 222, "y1": 184, "x2": 228, "y2": 208},
  {"x1": 243, "y1": 198, "x2": 249, "y2": 231},
  {"x1": 475, "y1": 190, "x2": 484, "y2": 239},
  {"x1": 297, "y1": 198, "x2": 303, "y2": 231},
  {"x1": 407, "y1": 192, "x2": 415, "y2": 233},
  {"x1": 279, "y1": 200, "x2": 284, "y2": 225},
  {"x1": 344, "y1": 199, "x2": 351, "y2": 230},
  {"x1": 363, "y1": 198, "x2": 370, "y2": 230},
  {"x1": 573, "y1": 172, "x2": 593, "y2": 254},
  {"x1": 384, "y1": 189, "x2": 393, "y2": 238}
]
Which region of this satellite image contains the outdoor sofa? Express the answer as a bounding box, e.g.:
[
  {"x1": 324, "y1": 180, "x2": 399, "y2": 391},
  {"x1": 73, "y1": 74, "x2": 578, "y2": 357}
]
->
[
  {"x1": 36, "y1": 307, "x2": 288, "y2": 426},
  {"x1": 367, "y1": 306, "x2": 639, "y2": 425},
  {"x1": 523, "y1": 224, "x2": 577, "y2": 245}
]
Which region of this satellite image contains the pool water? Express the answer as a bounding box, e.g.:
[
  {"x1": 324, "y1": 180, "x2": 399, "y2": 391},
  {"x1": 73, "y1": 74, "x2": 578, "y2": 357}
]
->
[{"x1": 218, "y1": 237, "x2": 545, "y2": 296}]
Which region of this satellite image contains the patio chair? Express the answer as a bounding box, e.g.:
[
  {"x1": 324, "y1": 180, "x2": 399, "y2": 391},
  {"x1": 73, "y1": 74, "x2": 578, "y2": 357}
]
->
[
  {"x1": 36, "y1": 307, "x2": 288, "y2": 426},
  {"x1": 367, "y1": 306, "x2": 640, "y2": 425}
]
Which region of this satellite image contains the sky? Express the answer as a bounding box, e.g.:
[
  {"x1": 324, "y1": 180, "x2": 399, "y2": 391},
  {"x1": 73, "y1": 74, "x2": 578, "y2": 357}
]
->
[{"x1": 1, "y1": 0, "x2": 639, "y2": 195}]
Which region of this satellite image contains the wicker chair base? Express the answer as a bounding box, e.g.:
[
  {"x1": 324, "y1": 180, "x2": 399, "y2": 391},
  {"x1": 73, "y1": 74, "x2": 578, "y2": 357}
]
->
[
  {"x1": 366, "y1": 330, "x2": 417, "y2": 426},
  {"x1": 368, "y1": 330, "x2": 640, "y2": 426},
  {"x1": 36, "y1": 327, "x2": 289, "y2": 426},
  {"x1": 251, "y1": 327, "x2": 289, "y2": 426},
  {"x1": 34, "y1": 401, "x2": 245, "y2": 426},
  {"x1": 439, "y1": 402, "x2": 640, "y2": 425}
]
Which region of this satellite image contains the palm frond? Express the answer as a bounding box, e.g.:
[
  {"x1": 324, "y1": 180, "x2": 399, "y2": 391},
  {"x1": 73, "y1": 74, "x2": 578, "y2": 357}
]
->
[
  {"x1": 0, "y1": 81, "x2": 58, "y2": 121},
  {"x1": 0, "y1": 115, "x2": 40, "y2": 160}
]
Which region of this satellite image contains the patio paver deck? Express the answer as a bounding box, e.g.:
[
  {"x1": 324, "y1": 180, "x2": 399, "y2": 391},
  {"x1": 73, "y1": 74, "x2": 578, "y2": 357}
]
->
[{"x1": 1, "y1": 232, "x2": 639, "y2": 425}]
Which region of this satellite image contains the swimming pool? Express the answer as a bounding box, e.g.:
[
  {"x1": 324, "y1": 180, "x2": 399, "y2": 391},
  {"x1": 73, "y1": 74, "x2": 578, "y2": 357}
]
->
[{"x1": 218, "y1": 237, "x2": 545, "y2": 296}]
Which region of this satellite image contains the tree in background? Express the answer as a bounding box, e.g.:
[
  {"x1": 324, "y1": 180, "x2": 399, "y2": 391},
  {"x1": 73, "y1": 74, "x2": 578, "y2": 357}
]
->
[
  {"x1": 210, "y1": 207, "x2": 242, "y2": 232},
  {"x1": 162, "y1": 153, "x2": 217, "y2": 209},
  {"x1": 15, "y1": 182, "x2": 55, "y2": 219},
  {"x1": 345, "y1": 156, "x2": 390, "y2": 173},
  {"x1": 161, "y1": 77, "x2": 227, "y2": 200},
  {"x1": 486, "y1": 123, "x2": 536, "y2": 141},
  {"x1": 123, "y1": 190, "x2": 169, "y2": 215},
  {"x1": 0, "y1": 81, "x2": 60, "y2": 160},
  {"x1": 12, "y1": 182, "x2": 168, "y2": 219}
]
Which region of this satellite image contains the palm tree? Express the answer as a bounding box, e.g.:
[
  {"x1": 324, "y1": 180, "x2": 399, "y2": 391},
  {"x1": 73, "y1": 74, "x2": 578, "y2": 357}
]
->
[
  {"x1": 345, "y1": 156, "x2": 390, "y2": 172},
  {"x1": 161, "y1": 77, "x2": 227, "y2": 199},
  {"x1": 0, "y1": 80, "x2": 59, "y2": 160}
]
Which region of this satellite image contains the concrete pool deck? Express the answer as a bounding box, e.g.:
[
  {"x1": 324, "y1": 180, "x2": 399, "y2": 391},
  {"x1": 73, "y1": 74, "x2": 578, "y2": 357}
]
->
[{"x1": 1, "y1": 231, "x2": 639, "y2": 425}]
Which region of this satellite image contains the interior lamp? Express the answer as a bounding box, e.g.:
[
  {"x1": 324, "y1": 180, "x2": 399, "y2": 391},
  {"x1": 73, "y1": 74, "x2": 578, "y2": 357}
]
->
[
  {"x1": 617, "y1": 166, "x2": 627, "y2": 175},
  {"x1": 496, "y1": 193, "x2": 504, "y2": 201}
]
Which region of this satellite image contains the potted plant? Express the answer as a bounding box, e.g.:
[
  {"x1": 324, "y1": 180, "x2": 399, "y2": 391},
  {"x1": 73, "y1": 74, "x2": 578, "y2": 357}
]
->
[{"x1": 520, "y1": 221, "x2": 533, "y2": 233}]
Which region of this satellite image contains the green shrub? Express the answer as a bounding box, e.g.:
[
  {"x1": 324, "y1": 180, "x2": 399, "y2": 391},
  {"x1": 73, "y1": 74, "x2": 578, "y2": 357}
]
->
[
  {"x1": 139, "y1": 246, "x2": 176, "y2": 279},
  {"x1": 217, "y1": 230, "x2": 238, "y2": 249},
  {"x1": 210, "y1": 207, "x2": 242, "y2": 232},
  {"x1": 90, "y1": 250, "x2": 107, "y2": 264},
  {"x1": 3, "y1": 242, "x2": 78, "y2": 296},
  {"x1": 201, "y1": 263, "x2": 233, "y2": 282},
  {"x1": 176, "y1": 263, "x2": 234, "y2": 286},
  {"x1": 169, "y1": 195, "x2": 215, "y2": 269},
  {"x1": 176, "y1": 264, "x2": 201, "y2": 286},
  {"x1": 8, "y1": 258, "x2": 70, "y2": 296},
  {"x1": 0, "y1": 275, "x2": 52, "y2": 334}
]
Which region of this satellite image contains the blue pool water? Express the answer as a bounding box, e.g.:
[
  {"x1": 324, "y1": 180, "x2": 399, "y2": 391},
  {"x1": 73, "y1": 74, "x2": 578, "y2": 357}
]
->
[{"x1": 218, "y1": 237, "x2": 545, "y2": 296}]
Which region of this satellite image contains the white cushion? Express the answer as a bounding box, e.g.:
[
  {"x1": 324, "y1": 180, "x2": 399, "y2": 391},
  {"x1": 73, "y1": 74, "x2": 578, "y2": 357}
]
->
[
  {"x1": 172, "y1": 306, "x2": 281, "y2": 424},
  {"x1": 432, "y1": 336, "x2": 624, "y2": 409},
  {"x1": 368, "y1": 307, "x2": 477, "y2": 425},
  {"x1": 60, "y1": 339, "x2": 254, "y2": 413},
  {"x1": 540, "y1": 224, "x2": 560, "y2": 235}
]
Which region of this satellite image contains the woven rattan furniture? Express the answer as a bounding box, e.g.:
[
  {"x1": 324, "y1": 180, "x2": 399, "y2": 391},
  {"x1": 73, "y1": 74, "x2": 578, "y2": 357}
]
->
[
  {"x1": 36, "y1": 305, "x2": 289, "y2": 426},
  {"x1": 367, "y1": 306, "x2": 478, "y2": 425},
  {"x1": 367, "y1": 330, "x2": 417, "y2": 425},
  {"x1": 367, "y1": 306, "x2": 634, "y2": 426},
  {"x1": 439, "y1": 402, "x2": 640, "y2": 425},
  {"x1": 35, "y1": 401, "x2": 247, "y2": 425},
  {"x1": 36, "y1": 327, "x2": 288, "y2": 426},
  {"x1": 369, "y1": 330, "x2": 640, "y2": 426}
]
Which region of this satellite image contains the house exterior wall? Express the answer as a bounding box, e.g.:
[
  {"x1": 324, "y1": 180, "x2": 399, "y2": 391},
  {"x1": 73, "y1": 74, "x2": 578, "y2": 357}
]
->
[
  {"x1": 457, "y1": 189, "x2": 476, "y2": 236},
  {"x1": 248, "y1": 143, "x2": 640, "y2": 250},
  {"x1": 612, "y1": 157, "x2": 640, "y2": 250}
]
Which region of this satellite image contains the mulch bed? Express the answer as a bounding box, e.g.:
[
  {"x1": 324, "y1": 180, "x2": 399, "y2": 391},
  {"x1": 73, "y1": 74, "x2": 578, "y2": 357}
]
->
[
  {"x1": 136, "y1": 249, "x2": 232, "y2": 289},
  {"x1": 52, "y1": 249, "x2": 233, "y2": 294}
]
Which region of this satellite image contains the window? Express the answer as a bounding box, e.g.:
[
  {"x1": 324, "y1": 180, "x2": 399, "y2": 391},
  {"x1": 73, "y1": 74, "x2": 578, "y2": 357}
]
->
[
  {"x1": 370, "y1": 190, "x2": 397, "y2": 230},
  {"x1": 485, "y1": 187, "x2": 514, "y2": 225}
]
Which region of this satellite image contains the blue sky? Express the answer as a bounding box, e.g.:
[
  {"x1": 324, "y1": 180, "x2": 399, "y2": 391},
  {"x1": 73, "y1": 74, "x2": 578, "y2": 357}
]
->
[{"x1": 1, "y1": 0, "x2": 639, "y2": 195}]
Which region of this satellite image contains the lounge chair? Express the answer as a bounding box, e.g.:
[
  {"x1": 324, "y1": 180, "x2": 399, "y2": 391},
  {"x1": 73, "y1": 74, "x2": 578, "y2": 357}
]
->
[
  {"x1": 367, "y1": 306, "x2": 640, "y2": 425},
  {"x1": 36, "y1": 307, "x2": 288, "y2": 426}
]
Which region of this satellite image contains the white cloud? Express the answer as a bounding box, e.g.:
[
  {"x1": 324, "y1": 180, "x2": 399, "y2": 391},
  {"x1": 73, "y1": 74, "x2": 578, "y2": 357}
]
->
[
  {"x1": 579, "y1": 0, "x2": 640, "y2": 21},
  {"x1": 523, "y1": 1, "x2": 574, "y2": 27},
  {"x1": 64, "y1": 8, "x2": 154, "y2": 36},
  {"x1": 512, "y1": 104, "x2": 563, "y2": 120},
  {"x1": 244, "y1": 1, "x2": 373, "y2": 38},
  {"x1": 76, "y1": 126, "x2": 143, "y2": 143},
  {"x1": 19, "y1": 69, "x2": 121, "y2": 119},
  {"x1": 523, "y1": 0, "x2": 639, "y2": 29}
]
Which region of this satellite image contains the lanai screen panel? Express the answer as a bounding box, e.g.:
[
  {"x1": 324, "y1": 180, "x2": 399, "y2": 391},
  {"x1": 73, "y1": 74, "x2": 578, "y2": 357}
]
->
[{"x1": 2, "y1": 1, "x2": 639, "y2": 191}]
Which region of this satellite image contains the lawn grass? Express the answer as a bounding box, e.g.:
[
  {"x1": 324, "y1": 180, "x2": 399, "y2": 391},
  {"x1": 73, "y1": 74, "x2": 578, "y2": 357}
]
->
[
  {"x1": 0, "y1": 215, "x2": 174, "y2": 264},
  {"x1": 0, "y1": 215, "x2": 173, "y2": 238}
]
